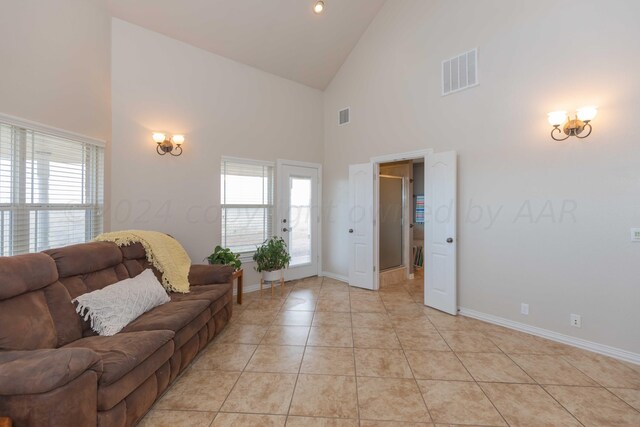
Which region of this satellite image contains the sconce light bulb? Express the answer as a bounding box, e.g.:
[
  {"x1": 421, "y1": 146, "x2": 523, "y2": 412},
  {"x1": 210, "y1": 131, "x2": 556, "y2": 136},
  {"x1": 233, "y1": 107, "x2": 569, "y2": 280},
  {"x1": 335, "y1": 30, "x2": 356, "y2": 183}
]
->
[
  {"x1": 152, "y1": 132, "x2": 166, "y2": 144},
  {"x1": 313, "y1": 1, "x2": 325, "y2": 14},
  {"x1": 172, "y1": 135, "x2": 185, "y2": 146},
  {"x1": 577, "y1": 106, "x2": 598, "y2": 123},
  {"x1": 547, "y1": 111, "x2": 568, "y2": 127}
]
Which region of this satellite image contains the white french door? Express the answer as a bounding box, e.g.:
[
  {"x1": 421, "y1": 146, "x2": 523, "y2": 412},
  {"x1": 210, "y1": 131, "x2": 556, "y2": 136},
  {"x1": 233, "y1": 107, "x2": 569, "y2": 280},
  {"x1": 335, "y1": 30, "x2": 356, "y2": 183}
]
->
[
  {"x1": 277, "y1": 161, "x2": 320, "y2": 281},
  {"x1": 425, "y1": 151, "x2": 458, "y2": 315},
  {"x1": 348, "y1": 163, "x2": 375, "y2": 290}
]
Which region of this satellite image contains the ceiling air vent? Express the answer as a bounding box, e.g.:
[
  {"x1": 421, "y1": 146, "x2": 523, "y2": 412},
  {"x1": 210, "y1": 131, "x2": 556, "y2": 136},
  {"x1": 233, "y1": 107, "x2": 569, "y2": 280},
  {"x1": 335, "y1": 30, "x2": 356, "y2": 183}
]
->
[
  {"x1": 442, "y1": 48, "x2": 478, "y2": 96},
  {"x1": 339, "y1": 107, "x2": 350, "y2": 126}
]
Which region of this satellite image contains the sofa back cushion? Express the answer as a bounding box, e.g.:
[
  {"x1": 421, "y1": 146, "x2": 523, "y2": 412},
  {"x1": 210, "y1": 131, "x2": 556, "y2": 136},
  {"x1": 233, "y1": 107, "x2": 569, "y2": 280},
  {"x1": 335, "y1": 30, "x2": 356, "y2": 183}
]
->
[
  {"x1": 0, "y1": 252, "x2": 57, "y2": 300},
  {"x1": 45, "y1": 242, "x2": 132, "y2": 336},
  {"x1": 119, "y1": 242, "x2": 161, "y2": 279},
  {"x1": 45, "y1": 242, "x2": 131, "y2": 296},
  {"x1": 0, "y1": 253, "x2": 60, "y2": 350}
]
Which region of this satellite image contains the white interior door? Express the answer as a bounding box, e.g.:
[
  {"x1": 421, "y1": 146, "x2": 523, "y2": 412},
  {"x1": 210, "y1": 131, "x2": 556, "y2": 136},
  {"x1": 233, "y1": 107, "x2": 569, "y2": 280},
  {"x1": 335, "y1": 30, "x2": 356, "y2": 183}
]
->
[
  {"x1": 278, "y1": 163, "x2": 320, "y2": 281},
  {"x1": 425, "y1": 151, "x2": 458, "y2": 314},
  {"x1": 348, "y1": 163, "x2": 374, "y2": 290}
]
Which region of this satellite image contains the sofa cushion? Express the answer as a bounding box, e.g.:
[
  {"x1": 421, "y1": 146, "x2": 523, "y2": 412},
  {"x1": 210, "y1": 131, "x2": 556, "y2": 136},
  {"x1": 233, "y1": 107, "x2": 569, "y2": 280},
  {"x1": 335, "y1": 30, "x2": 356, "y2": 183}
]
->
[
  {"x1": 0, "y1": 253, "x2": 58, "y2": 300},
  {"x1": 121, "y1": 300, "x2": 211, "y2": 348},
  {"x1": 171, "y1": 283, "x2": 233, "y2": 321},
  {"x1": 44, "y1": 282, "x2": 84, "y2": 347},
  {"x1": 0, "y1": 348, "x2": 102, "y2": 395},
  {"x1": 74, "y1": 269, "x2": 171, "y2": 336},
  {"x1": 64, "y1": 330, "x2": 174, "y2": 386},
  {"x1": 98, "y1": 341, "x2": 173, "y2": 411},
  {"x1": 0, "y1": 291, "x2": 58, "y2": 351},
  {"x1": 45, "y1": 241, "x2": 123, "y2": 278},
  {"x1": 170, "y1": 283, "x2": 231, "y2": 304},
  {"x1": 188, "y1": 264, "x2": 234, "y2": 286}
]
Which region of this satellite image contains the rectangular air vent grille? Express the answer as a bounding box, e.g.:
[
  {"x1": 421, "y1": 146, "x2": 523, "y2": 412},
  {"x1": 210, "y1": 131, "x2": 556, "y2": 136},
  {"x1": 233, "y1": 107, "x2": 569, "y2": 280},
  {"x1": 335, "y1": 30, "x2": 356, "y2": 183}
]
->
[
  {"x1": 442, "y1": 48, "x2": 478, "y2": 96},
  {"x1": 339, "y1": 107, "x2": 350, "y2": 125}
]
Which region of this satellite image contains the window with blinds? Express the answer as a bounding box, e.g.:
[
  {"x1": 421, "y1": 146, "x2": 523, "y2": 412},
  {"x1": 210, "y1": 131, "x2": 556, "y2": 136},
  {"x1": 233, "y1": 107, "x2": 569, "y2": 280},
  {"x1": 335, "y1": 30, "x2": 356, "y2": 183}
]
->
[
  {"x1": 221, "y1": 158, "x2": 274, "y2": 256},
  {"x1": 0, "y1": 120, "x2": 104, "y2": 256}
]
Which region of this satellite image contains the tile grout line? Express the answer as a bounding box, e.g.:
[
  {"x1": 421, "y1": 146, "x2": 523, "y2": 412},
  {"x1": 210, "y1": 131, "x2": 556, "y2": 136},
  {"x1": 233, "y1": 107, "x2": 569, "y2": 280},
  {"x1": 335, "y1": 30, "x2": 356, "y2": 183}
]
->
[
  {"x1": 213, "y1": 281, "x2": 295, "y2": 422},
  {"x1": 283, "y1": 277, "x2": 323, "y2": 424},
  {"x1": 558, "y1": 353, "x2": 640, "y2": 413},
  {"x1": 347, "y1": 304, "x2": 363, "y2": 423},
  {"x1": 501, "y1": 352, "x2": 587, "y2": 426},
  {"x1": 430, "y1": 314, "x2": 511, "y2": 427},
  {"x1": 383, "y1": 296, "x2": 435, "y2": 424}
]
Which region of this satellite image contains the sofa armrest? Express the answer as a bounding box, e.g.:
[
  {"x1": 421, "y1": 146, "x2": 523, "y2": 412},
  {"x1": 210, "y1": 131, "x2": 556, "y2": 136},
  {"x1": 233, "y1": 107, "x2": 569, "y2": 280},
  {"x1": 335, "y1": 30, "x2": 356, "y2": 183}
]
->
[
  {"x1": 0, "y1": 348, "x2": 102, "y2": 396},
  {"x1": 189, "y1": 264, "x2": 235, "y2": 286}
]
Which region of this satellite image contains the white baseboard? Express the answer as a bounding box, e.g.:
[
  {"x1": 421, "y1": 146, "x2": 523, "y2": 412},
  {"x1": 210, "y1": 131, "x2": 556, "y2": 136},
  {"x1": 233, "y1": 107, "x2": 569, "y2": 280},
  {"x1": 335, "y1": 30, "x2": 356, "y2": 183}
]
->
[
  {"x1": 321, "y1": 271, "x2": 349, "y2": 283},
  {"x1": 459, "y1": 307, "x2": 640, "y2": 365}
]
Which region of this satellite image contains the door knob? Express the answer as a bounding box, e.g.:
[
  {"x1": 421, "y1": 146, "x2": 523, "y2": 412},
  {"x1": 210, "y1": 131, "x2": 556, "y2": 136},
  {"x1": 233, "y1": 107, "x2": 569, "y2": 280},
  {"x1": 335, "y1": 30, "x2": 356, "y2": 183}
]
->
[
  {"x1": 446, "y1": 238, "x2": 454, "y2": 243},
  {"x1": 282, "y1": 228, "x2": 290, "y2": 232},
  {"x1": 348, "y1": 229, "x2": 354, "y2": 233}
]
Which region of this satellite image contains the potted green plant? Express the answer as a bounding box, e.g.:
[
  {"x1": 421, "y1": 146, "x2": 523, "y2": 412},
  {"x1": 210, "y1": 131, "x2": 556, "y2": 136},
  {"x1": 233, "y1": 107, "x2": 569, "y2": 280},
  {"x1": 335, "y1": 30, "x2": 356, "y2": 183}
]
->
[
  {"x1": 253, "y1": 236, "x2": 291, "y2": 281},
  {"x1": 206, "y1": 245, "x2": 242, "y2": 271}
]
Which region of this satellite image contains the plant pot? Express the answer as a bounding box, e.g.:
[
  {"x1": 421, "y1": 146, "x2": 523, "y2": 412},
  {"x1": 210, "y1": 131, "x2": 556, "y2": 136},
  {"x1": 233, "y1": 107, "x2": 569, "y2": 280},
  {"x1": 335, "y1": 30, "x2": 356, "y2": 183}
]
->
[{"x1": 262, "y1": 269, "x2": 283, "y2": 282}]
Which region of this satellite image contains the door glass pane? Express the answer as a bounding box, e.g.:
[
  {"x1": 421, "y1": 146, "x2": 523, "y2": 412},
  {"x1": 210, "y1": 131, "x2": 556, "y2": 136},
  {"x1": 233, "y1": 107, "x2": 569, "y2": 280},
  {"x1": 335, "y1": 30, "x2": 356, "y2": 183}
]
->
[{"x1": 289, "y1": 176, "x2": 312, "y2": 266}]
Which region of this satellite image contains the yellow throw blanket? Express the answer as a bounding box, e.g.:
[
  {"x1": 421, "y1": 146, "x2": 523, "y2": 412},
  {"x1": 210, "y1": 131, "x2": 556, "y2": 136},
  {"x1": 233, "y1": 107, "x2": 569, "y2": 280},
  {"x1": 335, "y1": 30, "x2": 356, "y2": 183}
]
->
[{"x1": 95, "y1": 230, "x2": 192, "y2": 293}]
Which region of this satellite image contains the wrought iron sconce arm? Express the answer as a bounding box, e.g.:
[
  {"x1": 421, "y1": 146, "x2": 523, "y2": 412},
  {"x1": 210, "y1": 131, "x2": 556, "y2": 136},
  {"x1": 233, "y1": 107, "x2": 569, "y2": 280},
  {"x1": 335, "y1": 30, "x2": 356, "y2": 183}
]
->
[
  {"x1": 550, "y1": 126, "x2": 570, "y2": 141},
  {"x1": 548, "y1": 107, "x2": 597, "y2": 142},
  {"x1": 156, "y1": 142, "x2": 183, "y2": 156},
  {"x1": 153, "y1": 133, "x2": 184, "y2": 156}
]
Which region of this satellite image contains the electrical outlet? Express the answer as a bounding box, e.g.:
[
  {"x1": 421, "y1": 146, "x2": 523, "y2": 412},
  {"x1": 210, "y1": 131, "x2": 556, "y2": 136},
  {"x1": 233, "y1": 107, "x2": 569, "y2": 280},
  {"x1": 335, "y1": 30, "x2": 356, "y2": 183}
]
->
[
  {"x1": 570, "y1": 314, "x2": 582, "y2": 328},
  {"x1": 631, "y1": 228, "x2": 640, "y2": 242},
  {"x1": 520, "y1": 303, "x2": 529, "y2": 315}
]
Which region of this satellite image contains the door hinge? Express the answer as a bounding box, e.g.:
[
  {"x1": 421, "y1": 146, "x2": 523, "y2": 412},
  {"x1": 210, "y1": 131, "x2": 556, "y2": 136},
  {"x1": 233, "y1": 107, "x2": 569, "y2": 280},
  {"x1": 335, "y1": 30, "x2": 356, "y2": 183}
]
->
[{"x1": 373, "y1": 266, "x2": 376, "y2": 272}]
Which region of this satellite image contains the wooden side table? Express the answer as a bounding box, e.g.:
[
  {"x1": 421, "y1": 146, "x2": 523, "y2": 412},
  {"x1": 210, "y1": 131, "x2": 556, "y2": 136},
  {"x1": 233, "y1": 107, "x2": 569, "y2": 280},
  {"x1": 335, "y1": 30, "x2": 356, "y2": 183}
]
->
[
  {"x1": 232, "y1": 269, "x2": 243, "y2": 305},
  {"x1": 0, "y1": 417, "x2": 12, "y2": 427}
]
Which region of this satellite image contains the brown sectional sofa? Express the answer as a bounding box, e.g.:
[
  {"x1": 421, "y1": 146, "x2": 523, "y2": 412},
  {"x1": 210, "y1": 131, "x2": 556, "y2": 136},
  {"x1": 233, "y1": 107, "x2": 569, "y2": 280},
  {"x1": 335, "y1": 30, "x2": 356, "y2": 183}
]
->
[{"x1": 0, "y1": 241, "x2": 235, "y2": 427}]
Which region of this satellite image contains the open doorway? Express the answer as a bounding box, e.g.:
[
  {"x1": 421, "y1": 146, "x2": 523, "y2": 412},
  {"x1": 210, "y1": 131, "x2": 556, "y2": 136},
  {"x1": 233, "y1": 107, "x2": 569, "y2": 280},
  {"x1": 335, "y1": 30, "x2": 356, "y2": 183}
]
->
[
  {"x1": 347, "y1": 150, "x2": 458, "y2": 315},
  {"x1": 378, "y1": 160, "x2": 412, "y2": 287}
]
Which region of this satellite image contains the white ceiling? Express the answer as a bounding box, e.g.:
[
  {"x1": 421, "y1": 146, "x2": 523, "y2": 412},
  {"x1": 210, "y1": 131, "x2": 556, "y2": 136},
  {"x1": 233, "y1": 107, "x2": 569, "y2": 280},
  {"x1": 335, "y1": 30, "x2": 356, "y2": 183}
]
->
[{"x1": 108, "y1": 0, "x2": 386, "y2": 90}]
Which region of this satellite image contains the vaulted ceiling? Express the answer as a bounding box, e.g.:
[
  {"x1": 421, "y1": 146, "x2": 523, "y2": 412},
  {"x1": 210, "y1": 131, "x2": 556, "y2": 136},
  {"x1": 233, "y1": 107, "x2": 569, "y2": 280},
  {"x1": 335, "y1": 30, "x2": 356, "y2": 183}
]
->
[{"x1": 108, "y1": 0, "x2": 386, "y2": 90}]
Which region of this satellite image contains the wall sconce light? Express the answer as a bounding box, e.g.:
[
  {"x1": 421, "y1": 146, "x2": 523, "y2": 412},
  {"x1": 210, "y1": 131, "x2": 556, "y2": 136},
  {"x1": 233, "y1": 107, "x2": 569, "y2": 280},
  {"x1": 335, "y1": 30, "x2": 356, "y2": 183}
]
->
[
  {"x1": 548, "y1": 107, "x2": 598, "y2": 141},
  {"x1": 153, "y1": 132, "x2": 184, "y2": 156},
  {"x1": 313, "y1": 1, "x2": 325, "y2": 14}
]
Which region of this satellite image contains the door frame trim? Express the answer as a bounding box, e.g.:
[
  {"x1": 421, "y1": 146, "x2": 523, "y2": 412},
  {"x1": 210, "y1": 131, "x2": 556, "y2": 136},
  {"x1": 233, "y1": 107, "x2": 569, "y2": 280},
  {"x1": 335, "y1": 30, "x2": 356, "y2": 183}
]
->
[
  {"x1": 370, "y1": 149, "x2": 433, "y2": 291},
  {"x1": 276, "y1": 159, "x2": 323, "y2": 278}
]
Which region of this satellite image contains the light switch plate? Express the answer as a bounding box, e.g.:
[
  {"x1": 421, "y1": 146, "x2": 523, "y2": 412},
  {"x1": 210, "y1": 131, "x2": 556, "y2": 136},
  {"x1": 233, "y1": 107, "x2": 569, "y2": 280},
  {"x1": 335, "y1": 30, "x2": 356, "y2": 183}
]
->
[{"x1": 632, "y1": 228, "x2": 640, "y2": 242}]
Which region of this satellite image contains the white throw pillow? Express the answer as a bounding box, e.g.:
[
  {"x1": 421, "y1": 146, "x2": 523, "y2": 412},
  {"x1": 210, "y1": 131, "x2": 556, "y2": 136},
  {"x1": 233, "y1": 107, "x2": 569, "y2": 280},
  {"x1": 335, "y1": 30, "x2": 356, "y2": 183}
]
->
[{"x1": 74, "y1": 269, "x2": 171, "y2": 336}]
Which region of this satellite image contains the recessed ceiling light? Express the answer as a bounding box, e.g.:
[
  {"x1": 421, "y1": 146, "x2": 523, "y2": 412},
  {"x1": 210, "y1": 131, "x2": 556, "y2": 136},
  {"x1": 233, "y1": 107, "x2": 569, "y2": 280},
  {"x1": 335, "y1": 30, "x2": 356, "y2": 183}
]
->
[{"x1": 313, "y1": 1, "x2": 325, "y2": 14}]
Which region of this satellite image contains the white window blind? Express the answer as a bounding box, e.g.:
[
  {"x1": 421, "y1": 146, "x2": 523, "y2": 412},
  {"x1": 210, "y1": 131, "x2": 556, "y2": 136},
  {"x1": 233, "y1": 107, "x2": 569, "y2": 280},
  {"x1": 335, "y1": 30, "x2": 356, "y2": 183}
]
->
[
  {"x1": 0, "y1": 120, "x2": 104, "y2": 256},
  {"x1": 221, "y1": 158, "x2": 274, "y2": 256}
]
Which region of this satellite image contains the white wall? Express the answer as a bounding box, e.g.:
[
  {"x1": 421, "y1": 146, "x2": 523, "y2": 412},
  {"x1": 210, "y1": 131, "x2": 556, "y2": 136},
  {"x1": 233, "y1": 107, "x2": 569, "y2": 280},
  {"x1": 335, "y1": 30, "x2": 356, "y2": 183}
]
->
[
  {"x1": 111, "y1": 19, "x2": 324, "y2": 286},
  {"x1": 0, "y1": 0, "x2": 112, "y2": 228},
  {"x1": 0, "y1": 0, "x2": 111, "y2": 141},
  {"x1": 323, "y1": 0, "x2": 640, "y2": 354}
]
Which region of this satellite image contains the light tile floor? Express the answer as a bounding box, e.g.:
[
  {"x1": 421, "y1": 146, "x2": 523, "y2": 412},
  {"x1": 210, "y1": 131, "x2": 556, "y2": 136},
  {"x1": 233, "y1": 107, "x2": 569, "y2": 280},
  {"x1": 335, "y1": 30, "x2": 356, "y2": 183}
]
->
[{"x1": 140, "y1": 275, "x2": 640, "y2": 427}]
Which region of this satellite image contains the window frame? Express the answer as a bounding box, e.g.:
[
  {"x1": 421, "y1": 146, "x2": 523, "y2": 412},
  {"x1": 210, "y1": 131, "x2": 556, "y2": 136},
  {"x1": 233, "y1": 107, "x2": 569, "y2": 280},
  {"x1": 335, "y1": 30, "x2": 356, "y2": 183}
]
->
[
  {"x1": 220, "y1": 156, "x2": 275, "y2": 260},
  {"x1": 0, "y1": 113, "x2": 105, "y2": 256}
]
